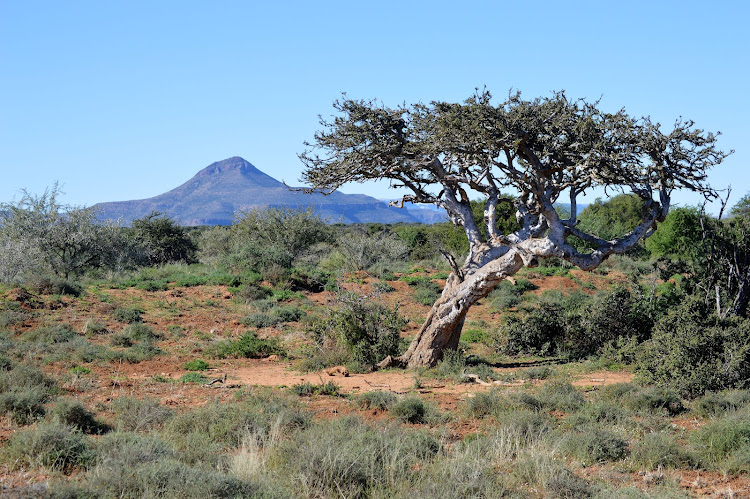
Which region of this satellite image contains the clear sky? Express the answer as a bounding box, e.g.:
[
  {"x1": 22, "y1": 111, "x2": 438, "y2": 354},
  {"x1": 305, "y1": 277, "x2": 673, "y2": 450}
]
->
[{"x1": 1, "y1": 1, "x2": 748, "y2": 214}]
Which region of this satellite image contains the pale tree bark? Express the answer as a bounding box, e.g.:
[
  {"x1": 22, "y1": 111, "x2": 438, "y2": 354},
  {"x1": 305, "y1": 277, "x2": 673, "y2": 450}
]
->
[{"x1": 300, "y1": 91, "x2": 729, "y2": 368}]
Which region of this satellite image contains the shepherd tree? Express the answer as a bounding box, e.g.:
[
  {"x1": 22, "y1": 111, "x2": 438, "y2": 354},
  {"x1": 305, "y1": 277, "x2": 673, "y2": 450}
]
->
[{"x1": 300, "y1": 90, "x2": 728, "y2": 368}]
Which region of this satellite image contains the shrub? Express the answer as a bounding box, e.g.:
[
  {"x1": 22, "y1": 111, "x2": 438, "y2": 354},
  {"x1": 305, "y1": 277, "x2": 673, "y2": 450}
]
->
[
  {"x1": 272, "y1": 305, "x2": 305, "y2": 323},
  {"x1": 292, "y1": 381, "x2": 341, "y2": 397},
  {"x1": 488, "y1": 280, "x2": 521, "y2": 310},
  {"x1": 372, "y1": 280, "x2": 395, "y2": 293},
  {"x1": 630, "y1": 431, "x2": 692, "y2": 470},
  {"x1": 503, "y1": 304, "x2": 565, "y2": 356},
  {"x1": 123, "y1": 322, "x2": 159, "y2": 342},
  {"x1": 514, "y1": 451, "x2": 592, "y2": 498},
  {"x1": 0, "y1": 363, "x2": 58, "y2": 425},
  {"x1": 622, "y1": 386, "x2": 685, "y2": 416},
  {"x1": 24, "y1": 323, "x2": 77, "y2": 344},
  {"x1": 392, "y1": 397, "x2": 430, "y2": 424},
  {"x1": 536, "y1": 381, "x2": 585, "y2": 413},
  {"x1": 559, "y1": 425, "x2": 628, "y2": 463},
  {"x1": 693, "y1": 390, "x2": 750, "y2": 417},
  {"x1": 114, "y1": 307, "x2": 143, "y2": 324},
  {"x1": 413, "y1": 281, "x2": 441, "y2": 306},
  {"x1": 240, "y1": 312, "x2": 279, "y2": 328},
  {"x1": 82, "y1": 318, "x2": 109, "y2": 335},
  {"x1": 277, "y1": 417, "x2": 440, "y2": 497},
  {"x1": 464, "y1": 390, "x2": 503, "y2": 419},
  {"x1": 183, "y1": 359, "x2": 209, "y2": 371},
  {"x1": 635, "y1": 297, "x2": 750, "y2": 397},
  {"x1": 690, "y1": 408, "x2": 750, "y2": 466},
  {"x1": 232, "y1": 283, "x2": 273, "y2": 303},
  {"x1": 85, "y1": 432, "x2": 260, "y2": 499},
  {"x1": 179, "y1": 372, "x2": 208, "y2": 384},
  {"x1": 355, "y1": 391, "x2": 397, "y2": 411},
  {"x1": 25, "y1": 276, "x2": 83, "y2": 297},
  {"x1": 112, "y1": 396, "x2": 173, "y2": 432},
  {"x1": 1, "y1": 423, "x2": 92, "y2": 473},
  {"x1": 210, "y1": 331, "x2": 285, "y2": 359},
  {"x1": 49, "y1": 398, "x2": 110, "y2": 435},
  {"x1": 306, "y1": 291, "x2": 407, "y2": 370}
]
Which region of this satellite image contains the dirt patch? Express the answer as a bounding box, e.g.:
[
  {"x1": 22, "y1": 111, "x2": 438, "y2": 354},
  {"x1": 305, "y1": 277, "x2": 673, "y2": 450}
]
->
[{"x1": 571, "y1": 371, "x2": 633, "y2": 388}]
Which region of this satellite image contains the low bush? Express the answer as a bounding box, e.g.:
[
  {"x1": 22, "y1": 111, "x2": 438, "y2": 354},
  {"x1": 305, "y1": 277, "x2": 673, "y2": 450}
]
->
[
  {"x1": 232, "y1": 283, "x2": 272, "y2": 303},
  {"x1": 1, "y1": 422, "x2": 92, "y2": 473},
  {"x1": 559, "y1": 425, "x2": 628, "y2": 464},
  {"x1": 271, "y1": 305, "x2": 305, "y2": 323},
  {"x1": 355, "y1": 391, "x2": 397, "y2": 411},
  {"x1": 112, "y1": 396, "x2": 173, "y2": 432},
  {"x1": 49, "y1": 398, "x2": 110, "y2": 435},
  {"x1": 209, "y1": 331, "x2": 285, "y2": 359},
  {"x1": 183, "y1": 359, "x2": 209, "y2": 371},
  {"x1": 630, "y1": 431, "x2": 693, "y2": 470},
  {"x1": 114, "y1": 307, "x2": 144, "y2": 324},
  {"x1": 635, "y1": 297, "x2": 750, "y2": 398},
  {"x1": 306, "y1": 291, "x2": 407, "y2": 370},
  {"x1": 24, "y1": 323, "x2": 77, "y2": 344},
  {"x1": 292, "y1": 381, "x2": 341, "y2": 397},
  {"x1": 690, "y1": 408, "x2": 750, "y2": 467},
  {"x1": 25, "y1": 276, "x2": 83, "y2": 297},
  {"x1": 513, "y1": 451, "x2": 592, "y2": 498},
  {"x1": 0, "y1": 363, "x2": 58, "y2": 425},
  {"x1": 240, "y1": 312, "x2": 279, "y2": 328},
  {"x1": 693, "y1": 390, "x2": 750, "y2": 417},
  {"x1": 391, "y1": 396, "x2": 442, "y2": 424},
  {"x1": 536, "y1": 381, "x2": 585, "y2": 413},
  {"x1": 179, "y1": 372, "x2": 207, "y2": 383},
  {"x1": 413, "y1": 281, "x2": 441, "y2": 306},
  {"x1": 124, "y1": 322, "x2": 159, "y2": 342},
  {"x1": 464, "y1": 390, "x2": 503, "y2": 419}
]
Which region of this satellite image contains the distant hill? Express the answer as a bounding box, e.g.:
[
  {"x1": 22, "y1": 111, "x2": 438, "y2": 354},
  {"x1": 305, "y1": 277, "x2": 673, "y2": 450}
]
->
[{"x1": 93, "y1": 157, "x2": 438, "y2": 225}]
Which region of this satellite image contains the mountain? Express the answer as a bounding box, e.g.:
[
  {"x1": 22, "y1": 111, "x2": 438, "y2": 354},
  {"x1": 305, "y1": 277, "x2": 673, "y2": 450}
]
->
[{"x1": 93, "y1": 157, "x2": 424, "y2": 225}]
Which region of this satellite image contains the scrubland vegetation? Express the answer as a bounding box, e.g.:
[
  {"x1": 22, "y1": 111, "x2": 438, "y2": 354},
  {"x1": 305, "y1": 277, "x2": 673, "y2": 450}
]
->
[{"x1": 1, "y1": 187, "x2": 750, "y2": 497}]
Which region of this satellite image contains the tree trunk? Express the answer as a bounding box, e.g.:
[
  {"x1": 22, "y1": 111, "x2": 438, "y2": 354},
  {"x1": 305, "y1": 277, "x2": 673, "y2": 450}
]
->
[{"x1": 379, "y1": 249, "x2": 524, "y2": 368}]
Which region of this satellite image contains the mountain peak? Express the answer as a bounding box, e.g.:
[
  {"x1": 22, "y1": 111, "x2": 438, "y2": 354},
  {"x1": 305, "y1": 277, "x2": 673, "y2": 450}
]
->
[{"x1": 198, "y1": 156, "x2": 258, "y2": 176}]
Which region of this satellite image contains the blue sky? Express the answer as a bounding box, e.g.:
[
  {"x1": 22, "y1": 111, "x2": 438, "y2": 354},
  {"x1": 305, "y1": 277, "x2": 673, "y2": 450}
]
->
[{"x1": 1, "y1": 1, "x2": 748, "y2": 214}]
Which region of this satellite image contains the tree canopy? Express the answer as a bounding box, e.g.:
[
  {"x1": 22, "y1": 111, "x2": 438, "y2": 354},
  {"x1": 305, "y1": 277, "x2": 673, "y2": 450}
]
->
[
  {"x1": 301, "y1": 90, "x2": 727, "y2": 272},
  {"x1": 300, "y1": 90, "x2": 729, "y2": 367}
]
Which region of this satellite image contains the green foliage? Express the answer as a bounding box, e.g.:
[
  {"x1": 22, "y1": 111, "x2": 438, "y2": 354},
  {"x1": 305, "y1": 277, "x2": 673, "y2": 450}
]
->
[
  {"x1": 277, "y1": 417, "x2": 440, "y2": 497},
  {"x1": 179, "y1": 372, "x2": 208, "y2": 383},
  {"x1": 693, "y1": 390, "x2": 750, "y2": 418},
  {"x1": 0, "y1": 185, "x2": 141, "y2": 281},
  {"x1": 49, "y1": 398, "x2": 110, "y2": 435},
  {"x1": 183, "y1": 359, "x2": 209, "y2": 371},
  {"x1": 630, "y1": 432, "x2": 693, "y2": 470},
  {"x1": 413, "y1": 281, "x2": 441, "y2": 305},
  {"x1": 504, "y1": 304, "x2": 565, "y2": 356},
  {"x1": 646, "y1": 206, "x2": 703, "y2": 259},
  {"x1": 536, "y1": 381, "x2": 585, "y2": 412},
  {"x1": 292, "y1": 381, "x2": 341, "y2": 397},
  {"x1": 0, "y1": 363, "x2": 58, "y2": 425},
  {"x1": 391, "y1": 396, "x2": 438, "y2": 424},
  {"x1": 24, "y1": 323, "x2": 78, "y2": 344},
  {"x1": 114, "y1": 307, "x2": 144, "y2": 323},
  {"x1": 24, "y1": 276, "x2": 83, "y2": 296},
  {"x1": 240, "y1": 312, "x2": 280, "y2": 328},
  {"x1": 355, "y1": 391, "x2": 397, "y2": 411},
  {"x1": 306, "y1": 291, "x2": 407, "y2": 369},
  {"x1": 210, "y1": 331, "x2": 285, "y2": 359},
  {"x1": 124, "y1": 322, "x2": 159, "y2": 342},
  {"x1": 1, "y1": 422, "x2": 93, "y2": 473},
  {"x1": 690, "y1": 408, "x2": 750, "y2": 467},
  {"x1": 636, "y1": 297, "x2": 750, "y2": 397},
  {"x1": 112, "y1": 396, "x2": 173, "y2": 432},
  {"x1": 131, "y1": 211, "x2": 197, "y2": 265},
  {"x1": 575, "y1": 194, "x2": 645, "y2": 248},
  {"x1": 559, "y1": 424, "x2": 628, "y2": 463},
  {"x1": 228, "y1": 206, "x2": 331, "y2": 275}
]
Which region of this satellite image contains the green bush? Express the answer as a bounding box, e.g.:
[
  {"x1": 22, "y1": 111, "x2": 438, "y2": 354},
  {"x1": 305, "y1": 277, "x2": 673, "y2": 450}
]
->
[
  {"x1": 114, "y1": 307, "x2": 144, "y2": 324},
  {"x1": 24, "y1": 323, "x2": 77, "y2": 344},
  {"x1": 0, "y1": 363, "x2": 58, "y2": 425},
  {"x1": 112, "y1": 396, "x2": 173, "y2": 432},
  {"x1": 277, "y1": 417, "x2": 440, "y2": 497},
  {"x1": 536, "y1": 381, "x2": 585, "y2": 413},
  {"x1": 124, "y1": 322, "x2": 160, "y2": 342},
  {"x1": 179, "y1": 372, "x2": 208, "y2": 383},
  {"x1": 355, "y1": 391, "x2": 397, "y2": 411},
  {"x1": 210, "y1": 331, "x2": 285, "y2": 359},
  {"x1": 392, "y1": 397, "x2": 433, "y2": 424},
  {"x1": 559, "y1": 425, "x2": 628, "y2": 463},
  {"x1": 49, "y1": 398, "x2": 110, "y2": 435},
  {"x1": 630, "y1": 431, "x2": 692, "y2": 470},
  {"x1": 25, "y1": 276, "x2": 83, "y2": 297},
  {"x1": 292, "y1": 381, "x2": 341, "y2": 397},
  {"x1": 622, "y1": 386, "x2": 685, "y2": 416},
  {"x1": 693, "y1": 390, "x2": 750, "y2": 417},
  {"x1": 240, "y1": 312, "x2": 280, "y2": 328},
  {"x1": 306, "y1": 291, "x2": 407, "y2": 370},
  {"x1": 464, "y1": 390, "x2": 503, "y2": 419},
  {"x1": 232, "y1": 282, "x2": 273, "y2": 303},
  {"x1": 1, "y1": 423, "x2": 92, "y2": 473},
  {"x1": 272, "y1": 305, "x2": 305, "y2": 323},
  {"x1": 635, "y1": 297, "x2": 750, "y2": 397},
  {"x1": 183, "y1": 359, "x2": 209, "y2": 371},
  {"x1": 503, "y1": 304, "x2": 565, "y2": 356},
  {"x1": 690, "y1": 408, "x2": 750, "y2": 466},
  {"x1": 413, "y1": 281, "x2": 441, "y2": 305}
]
